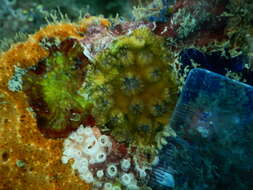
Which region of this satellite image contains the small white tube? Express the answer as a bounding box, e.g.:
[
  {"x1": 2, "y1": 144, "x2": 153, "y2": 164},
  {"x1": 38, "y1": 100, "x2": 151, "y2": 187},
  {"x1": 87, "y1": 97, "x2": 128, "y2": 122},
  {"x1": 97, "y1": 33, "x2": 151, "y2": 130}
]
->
[
  {"x1": 96, "y1": 170, "x2": 104, "y2": 178},
  {"x1": 95, "y1": 151, "x2": 107, "y2": 163},
  {"x1": 71, "y1": 159, "x2": 81, "y2": 170},
  {"x1": 104, "y1": 182, "x2": 112, "y2": 190},
  {"x1": 79, "y1": 158, "x2": 89, "y2": 172},
  {"x1": 77, "y1": 125, "x2": 85, "y2": 135},
  {"x1": 74, "y1": 149, "x2": 82, "y2": 158},
  {"x1": 61, "y1": 155, "x2": 69, "y2": 164},
  {"x1": 63, "y1": 139, "x2": 72, "y2": 147},
  {"x1": 127, "y1": 184, "x2": 139, "y2": 190},
  {"x1": 84, "y1": 136, "x2": 99, "y2": 156},
  {"x1": 63, "y1": 149, "x2": 73, "y2": 157},
  {"x1": 80, "y1": 171, "x2": 94, "y2": 183},
  {"x1": 98, "y1": 135, "x2": 110, "y2": 147},
  {"x1": 83, "y1": 127, "x2": 93, "y2": 136},
  {"x1": 120, "y1": 159, "x2": 131, "y2": 171},
  {"x1": 89, "y1": 158, "x2": 96, "y2": 164},
  {"x1": 139, "y1": 169, "x2": 147, "y2": 178},
  {"x1": 151, "y1": 156, "x2": 159, "y2": 166},
  {"x1": 94, "y1": 181, "x2": 103, "y2": 188},
  {"x1": 69, "y1": 132, "x2": 78, "y2": 140},
  {"x1": 106, "y1": 164, "x2": 118, "y2": 178},
  {"x1": 79, "y1": 165, "x2": 88, "y2": 173},
  {"x1": 76, "y1": 136, "x2": 84, "y2": 143},
  {"x1": 120, "y1": 173, "x2": 132, "y2": 186}
]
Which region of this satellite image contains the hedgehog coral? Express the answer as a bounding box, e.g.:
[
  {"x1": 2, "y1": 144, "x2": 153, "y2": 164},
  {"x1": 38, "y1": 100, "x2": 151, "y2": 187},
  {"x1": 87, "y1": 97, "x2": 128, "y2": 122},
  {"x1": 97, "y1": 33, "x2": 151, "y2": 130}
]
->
[{"x1": 83, "y1": 27, "x2": 178, "y2": 151}]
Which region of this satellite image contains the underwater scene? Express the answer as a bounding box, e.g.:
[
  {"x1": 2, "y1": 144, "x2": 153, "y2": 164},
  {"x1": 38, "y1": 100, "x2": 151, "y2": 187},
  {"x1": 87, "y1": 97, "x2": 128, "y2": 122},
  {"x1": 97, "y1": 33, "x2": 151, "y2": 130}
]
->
[{"x1": 0, "y1": 0, "x2": 253, "y2": 189}]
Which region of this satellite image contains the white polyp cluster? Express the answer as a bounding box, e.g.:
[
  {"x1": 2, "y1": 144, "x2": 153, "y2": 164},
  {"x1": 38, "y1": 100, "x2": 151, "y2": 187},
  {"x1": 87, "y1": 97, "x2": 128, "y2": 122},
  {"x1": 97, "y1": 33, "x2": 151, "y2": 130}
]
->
[
  {"x1": 61, "y1": 125, "x2": 149, "y2": 189},
  {"x1": 61, "y1": 125, "x2": 112, "y2": 184}
]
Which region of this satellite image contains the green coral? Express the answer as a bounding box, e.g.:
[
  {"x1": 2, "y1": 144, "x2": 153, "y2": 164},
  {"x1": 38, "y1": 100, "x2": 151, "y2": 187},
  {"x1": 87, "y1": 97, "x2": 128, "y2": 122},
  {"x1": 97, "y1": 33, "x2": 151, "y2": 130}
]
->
[
  {"x1": 84, "y1": 27, "x2": 178, "y2": 148},
  {"x1": 23, "y1": 39, "x2": 90, "y2": 138}
]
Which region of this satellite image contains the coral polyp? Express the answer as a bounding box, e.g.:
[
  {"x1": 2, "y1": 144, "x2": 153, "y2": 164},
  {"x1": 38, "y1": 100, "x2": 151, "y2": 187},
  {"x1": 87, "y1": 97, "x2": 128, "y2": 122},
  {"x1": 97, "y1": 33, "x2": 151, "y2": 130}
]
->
[
  {"x1": 84, "y1": 27, "x2": 178, "y2": 148},
  {"x1": 23, "y1": 38, "x2": 91, "y2": 138}
]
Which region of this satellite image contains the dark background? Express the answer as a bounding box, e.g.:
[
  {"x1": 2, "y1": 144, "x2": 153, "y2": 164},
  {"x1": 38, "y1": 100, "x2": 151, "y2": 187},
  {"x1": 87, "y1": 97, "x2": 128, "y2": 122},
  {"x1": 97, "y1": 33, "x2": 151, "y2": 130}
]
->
[{"x1": 0, "y1": 0, "x2": 152, "y2": 41}]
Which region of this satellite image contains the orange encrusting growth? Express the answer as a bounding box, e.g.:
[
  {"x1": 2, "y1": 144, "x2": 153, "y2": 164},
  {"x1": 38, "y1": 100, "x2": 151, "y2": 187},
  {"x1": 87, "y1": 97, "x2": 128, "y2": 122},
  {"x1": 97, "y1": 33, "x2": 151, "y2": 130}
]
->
[
  {"x1": 0, "y1": 88, "x2": 91, "y2": 190},
  {"x1": 0, "y1": 16, "x2": 110, "y2": 190}
]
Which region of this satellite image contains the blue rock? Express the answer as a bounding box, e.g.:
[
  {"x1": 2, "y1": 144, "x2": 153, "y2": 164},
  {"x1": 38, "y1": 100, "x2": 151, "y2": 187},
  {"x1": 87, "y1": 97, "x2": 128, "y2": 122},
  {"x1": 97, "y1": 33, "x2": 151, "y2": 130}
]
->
[{"x1": 150, "y1": 69, "x2": 253, "y2": 189}]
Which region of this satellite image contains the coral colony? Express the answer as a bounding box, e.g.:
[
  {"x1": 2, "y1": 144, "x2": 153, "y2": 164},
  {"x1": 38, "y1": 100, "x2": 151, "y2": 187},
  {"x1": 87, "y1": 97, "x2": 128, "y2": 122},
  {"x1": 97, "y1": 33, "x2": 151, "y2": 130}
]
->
[{"x1": 0, "y1": 0, "x2": 253, "y2": 189}]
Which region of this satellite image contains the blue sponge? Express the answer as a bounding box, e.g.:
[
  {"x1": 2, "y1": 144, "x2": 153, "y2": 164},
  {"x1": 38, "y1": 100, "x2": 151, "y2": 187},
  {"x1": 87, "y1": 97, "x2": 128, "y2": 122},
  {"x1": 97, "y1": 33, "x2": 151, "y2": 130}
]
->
[{"x1": 149, "y1": 68, "x2": 253, "y2": 189}]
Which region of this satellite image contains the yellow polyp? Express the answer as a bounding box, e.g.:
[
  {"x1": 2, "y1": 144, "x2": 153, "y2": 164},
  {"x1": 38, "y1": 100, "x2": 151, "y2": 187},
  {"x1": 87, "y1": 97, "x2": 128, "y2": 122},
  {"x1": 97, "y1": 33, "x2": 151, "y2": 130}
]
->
[
  {"x1": 84, "y1": 27, "x2": 179, "y2": 153},
  {"x1": 93, "y1": 72, "x2": 106, "y2": 86}
]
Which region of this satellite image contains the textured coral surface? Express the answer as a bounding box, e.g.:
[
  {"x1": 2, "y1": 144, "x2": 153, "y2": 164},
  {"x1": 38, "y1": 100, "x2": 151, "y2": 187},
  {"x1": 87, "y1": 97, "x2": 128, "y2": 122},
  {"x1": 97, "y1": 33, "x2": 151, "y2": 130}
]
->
[
  {"x1": 84, "y1": 27, "x2": 178, "y2": 150},
  {"x1": 0, "y1": 88, "x2": 91, "y2": 190}
]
